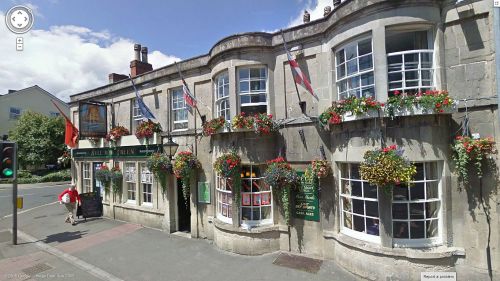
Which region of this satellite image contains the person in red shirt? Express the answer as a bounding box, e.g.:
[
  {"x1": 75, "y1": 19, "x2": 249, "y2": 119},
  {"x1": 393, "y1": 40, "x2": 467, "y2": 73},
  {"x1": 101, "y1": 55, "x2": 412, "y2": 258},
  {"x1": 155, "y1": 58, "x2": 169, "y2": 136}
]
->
[{"x1": 58, "y1": 184, "x2": 81, "y2": 225}]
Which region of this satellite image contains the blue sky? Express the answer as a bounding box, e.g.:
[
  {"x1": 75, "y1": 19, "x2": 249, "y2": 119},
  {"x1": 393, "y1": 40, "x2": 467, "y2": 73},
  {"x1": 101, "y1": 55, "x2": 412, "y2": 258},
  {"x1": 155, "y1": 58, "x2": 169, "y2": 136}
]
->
[{"x1": 0, "y1": 0, "x2": 330, "y2": 101}]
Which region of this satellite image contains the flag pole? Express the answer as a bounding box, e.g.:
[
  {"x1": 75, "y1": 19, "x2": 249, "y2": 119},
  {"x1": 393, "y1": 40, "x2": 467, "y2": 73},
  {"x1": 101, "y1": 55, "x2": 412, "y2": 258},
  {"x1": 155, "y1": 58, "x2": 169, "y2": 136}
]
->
[
  {"x1": 281, "y1": 30, "x2": 304, "y2": 106},
  {"x1": 175, "y1": 62, "x2": 203, "y2": 119}
]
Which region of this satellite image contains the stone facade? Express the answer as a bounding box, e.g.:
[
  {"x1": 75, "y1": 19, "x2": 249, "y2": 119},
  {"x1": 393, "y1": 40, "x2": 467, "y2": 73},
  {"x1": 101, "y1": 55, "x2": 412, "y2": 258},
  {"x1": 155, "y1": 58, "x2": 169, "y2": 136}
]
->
[{"x1": 69, "y1": 1, "x2": 499, "y2": 280}]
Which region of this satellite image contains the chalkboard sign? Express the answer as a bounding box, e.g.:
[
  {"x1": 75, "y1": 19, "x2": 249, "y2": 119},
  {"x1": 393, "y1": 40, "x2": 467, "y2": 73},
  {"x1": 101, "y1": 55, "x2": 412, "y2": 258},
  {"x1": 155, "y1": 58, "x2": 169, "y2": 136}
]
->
[
  {"x1": 293, "y1": 174, "x2": 320, "y2": 222},
  {"x1": 78, "y1": 192, "x2": 103, "y2": 219}
]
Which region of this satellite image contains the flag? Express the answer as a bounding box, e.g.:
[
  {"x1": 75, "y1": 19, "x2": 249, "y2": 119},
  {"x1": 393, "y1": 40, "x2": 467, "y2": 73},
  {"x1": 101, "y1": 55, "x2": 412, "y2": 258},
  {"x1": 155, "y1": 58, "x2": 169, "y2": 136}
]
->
[
  {"x1": 129, "y1": 75, "x2": 156, "y2": 120},
  {"x1": 51, "y1": 100, "x2": 79, "y2": 148},
  {"x1": 286, "y1": 50, "x2": 318, "y2": 100},
  {"x1": 182, "y1": 78, "x2": 197, "y2": 108}
]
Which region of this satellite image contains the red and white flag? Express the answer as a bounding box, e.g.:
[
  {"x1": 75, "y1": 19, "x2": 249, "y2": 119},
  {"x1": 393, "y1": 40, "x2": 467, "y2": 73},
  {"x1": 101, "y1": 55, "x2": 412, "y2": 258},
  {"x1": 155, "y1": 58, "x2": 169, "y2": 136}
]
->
[
  {"x1": 286, "y1": 50, "x2": 318, "y2": 100},
  {"x1": 182, "y1": 78, "x2": 197, "y2": 108}
]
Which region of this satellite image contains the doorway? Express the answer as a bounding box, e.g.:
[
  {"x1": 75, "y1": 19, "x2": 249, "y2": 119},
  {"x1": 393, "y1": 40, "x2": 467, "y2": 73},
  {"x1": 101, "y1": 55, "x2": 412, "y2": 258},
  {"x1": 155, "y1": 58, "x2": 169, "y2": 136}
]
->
[{"x1": 177, "y1": 178, "x2": 191, "y2": 232}]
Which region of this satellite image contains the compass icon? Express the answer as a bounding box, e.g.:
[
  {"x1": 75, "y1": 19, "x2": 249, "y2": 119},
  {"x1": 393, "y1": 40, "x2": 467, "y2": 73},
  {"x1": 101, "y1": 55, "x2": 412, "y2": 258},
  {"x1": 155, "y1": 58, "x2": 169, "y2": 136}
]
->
[{"x1": 5, "y1": 5, "x2": 34, "y2": 34}]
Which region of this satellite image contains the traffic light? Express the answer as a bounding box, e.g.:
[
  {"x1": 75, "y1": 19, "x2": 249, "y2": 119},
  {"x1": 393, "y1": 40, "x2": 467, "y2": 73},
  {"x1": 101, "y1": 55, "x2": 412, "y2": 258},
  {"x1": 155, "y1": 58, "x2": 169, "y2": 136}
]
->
[{"x1": 0, "y1": 141, "x2": 16, "y2": 180}]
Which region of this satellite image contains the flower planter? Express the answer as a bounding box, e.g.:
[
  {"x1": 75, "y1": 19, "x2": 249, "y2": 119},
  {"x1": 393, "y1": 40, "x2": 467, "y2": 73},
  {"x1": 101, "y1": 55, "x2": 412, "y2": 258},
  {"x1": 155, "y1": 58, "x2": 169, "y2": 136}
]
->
[
  {"x1": 386, "y1": 103, "x2": 458, "y2": 118},
  {"x1": 231, "y1": 127, "x2": 254, "y2": 133},
  {"x1": 343, "y1": 109, "x2": 380, "y2": 122},
  {"x1": 79, "y1": 138, "x2": 106, "y2": 148},
  {"x1": 121, "y1": 133, "x2": 160, "y2": 146}
]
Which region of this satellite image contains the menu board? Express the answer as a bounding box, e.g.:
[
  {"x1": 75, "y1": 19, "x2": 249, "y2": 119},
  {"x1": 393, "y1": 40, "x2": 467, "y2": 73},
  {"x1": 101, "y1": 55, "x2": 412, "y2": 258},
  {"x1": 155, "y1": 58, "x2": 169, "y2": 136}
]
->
[
  {"x1": 79, "y1": 192, "x2": 103, "y2": 218},
  {"x1": 197, "y1": 182, "x2": 211, "y2": 204},
  {"x1": 293, "y1": 174, "x2": 320, "y2": 222}
]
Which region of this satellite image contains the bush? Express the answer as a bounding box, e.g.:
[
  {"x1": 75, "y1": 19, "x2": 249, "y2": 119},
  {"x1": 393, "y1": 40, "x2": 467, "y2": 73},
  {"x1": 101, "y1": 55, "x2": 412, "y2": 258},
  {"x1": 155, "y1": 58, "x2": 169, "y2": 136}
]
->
[
  {"x1": 40, "y1": 169, "x2": 71, "y2": 182},
  {"x1": 17, "y1": 170, "x2": 33, "y2": 178}
]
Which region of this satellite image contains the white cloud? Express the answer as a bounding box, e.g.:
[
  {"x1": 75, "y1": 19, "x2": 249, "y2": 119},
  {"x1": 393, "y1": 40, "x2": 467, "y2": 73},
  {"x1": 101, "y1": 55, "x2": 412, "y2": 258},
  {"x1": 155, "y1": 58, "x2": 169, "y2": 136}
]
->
[
  {"x1": 288, "y1": 0, "x2": 341, "y2": 27},
  {"x1": 0, "y1": 12, "x2": 180, "y2": 102}
]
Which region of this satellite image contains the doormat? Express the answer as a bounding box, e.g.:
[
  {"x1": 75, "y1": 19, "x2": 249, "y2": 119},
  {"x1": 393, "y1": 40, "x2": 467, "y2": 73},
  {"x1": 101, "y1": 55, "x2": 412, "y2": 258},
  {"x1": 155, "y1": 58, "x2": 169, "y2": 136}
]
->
[{"x1": 272, "y1": 252, "x2": 323, "y2": 273}]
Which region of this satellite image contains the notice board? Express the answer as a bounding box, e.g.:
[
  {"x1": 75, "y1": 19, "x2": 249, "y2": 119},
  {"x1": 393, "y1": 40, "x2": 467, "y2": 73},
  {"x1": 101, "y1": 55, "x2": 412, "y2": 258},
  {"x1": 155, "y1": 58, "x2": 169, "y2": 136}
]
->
[{"x1": 292, "y1": 173, "x2": 320, "y2": 222}]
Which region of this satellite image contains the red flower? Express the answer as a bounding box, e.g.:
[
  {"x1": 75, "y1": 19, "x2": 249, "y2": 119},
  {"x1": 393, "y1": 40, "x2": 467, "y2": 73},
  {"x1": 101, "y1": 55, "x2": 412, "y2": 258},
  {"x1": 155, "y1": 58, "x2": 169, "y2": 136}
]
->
[
  {"x1": 443, "y1": 99, "x2": 449, "y2": 105},
  {"x1": 394, "y1": 90, "x2": 400, "y2": 96},
  {"x1": 435, "y1": 102, "x2": 442, "y2": 108}
]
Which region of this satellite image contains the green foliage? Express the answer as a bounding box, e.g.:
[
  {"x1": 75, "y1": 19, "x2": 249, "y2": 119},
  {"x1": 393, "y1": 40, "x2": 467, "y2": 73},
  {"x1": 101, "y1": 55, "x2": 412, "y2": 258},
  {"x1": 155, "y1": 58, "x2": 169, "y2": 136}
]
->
[
  {"x1": 110, "y1": 167, "x2": 123, "y2": 194},
  {"x1": 147, "y1": 153, "x2": 171, "y2": 195},
  {"x1": 360, "y1": 145, "x2": 416, "y2": 194},
  {"x1": 173, "y1": 151, "x2": 201, "y2": 202},
  {"x1": 13, "y1": 169, "x2": 70, "y2": 184},
  {"x1": 319, "y1": 96, "x2": 383, "y2": 125},
  {"x1": 17, "y1": 170, "x2": 32, "y2": 178},
  {"x1": 451, "y1": 136, "x2": 496, "y2": 185},
  {"x1": 214, "y1": 151, "x2": 242, "y2": 207},
  {"x1": 95, "y1": 165, "x2": 111, "y2": 192},
  {"x1": 9, "y1": 111, "x2": 65, "y2": 169}
]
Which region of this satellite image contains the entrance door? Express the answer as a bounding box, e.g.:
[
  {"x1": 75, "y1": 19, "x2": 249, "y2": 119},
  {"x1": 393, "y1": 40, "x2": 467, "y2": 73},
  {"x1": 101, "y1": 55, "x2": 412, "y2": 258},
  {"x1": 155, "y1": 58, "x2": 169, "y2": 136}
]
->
[
  {"x1": 177, "y1": 179, "x2": 191, "y2": 232},
  {"x1": 93, "y1": 162, "x2": 104, "y2": 197}
]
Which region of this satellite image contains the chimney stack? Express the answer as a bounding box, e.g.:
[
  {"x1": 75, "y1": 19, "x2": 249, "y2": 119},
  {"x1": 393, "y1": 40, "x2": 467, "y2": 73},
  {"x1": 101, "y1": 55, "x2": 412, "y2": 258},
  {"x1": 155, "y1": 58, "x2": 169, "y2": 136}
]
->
[
  {"x1": 324, "y1": 6, "x2": 332, "y2": 17},
  {"x1": 141, "y1": 46, "x2": 148, "y2": 63},
  {"x1": 109, "y1": 73, "x2": 128, "y2": 84},
  {"x1": 303, "y1": 10, "x2": 310, "y2": 23},
  {"x1": 130, "y1": 43, "x2": 153, "y2": 77},
  {"x1": 134, "y1": 44, "x2": 141, "y2": 61}
]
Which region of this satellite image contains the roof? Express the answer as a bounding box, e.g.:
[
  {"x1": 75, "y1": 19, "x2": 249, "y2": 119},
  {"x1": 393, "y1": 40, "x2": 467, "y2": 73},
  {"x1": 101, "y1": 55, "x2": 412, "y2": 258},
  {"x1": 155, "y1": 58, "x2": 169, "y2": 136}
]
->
[{"x1": 0, "y1": 85, "x2": 69, "y2": 108}]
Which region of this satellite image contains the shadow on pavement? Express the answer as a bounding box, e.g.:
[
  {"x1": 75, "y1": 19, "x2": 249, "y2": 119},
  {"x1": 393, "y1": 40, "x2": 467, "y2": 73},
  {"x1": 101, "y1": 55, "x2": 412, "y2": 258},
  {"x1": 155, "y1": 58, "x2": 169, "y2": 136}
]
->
[
  {"x1": 43, "y1": 230, "x2": 89, "y2": 243},
  {"x1": 76, "y1": 217, "x2": 102, "y2": 224}
]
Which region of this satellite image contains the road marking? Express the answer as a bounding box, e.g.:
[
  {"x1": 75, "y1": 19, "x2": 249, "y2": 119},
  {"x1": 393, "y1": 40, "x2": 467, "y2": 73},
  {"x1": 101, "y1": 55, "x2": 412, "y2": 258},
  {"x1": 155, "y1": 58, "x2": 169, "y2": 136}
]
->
[
  {"x1": 0, "y1": 193, "x2": 35, "y2": 198},
  {"x1": 1, "y1": 201, "x2": 58, "y2": 219},
  {"x1": 16, "y1": 230, "x2": 124, "y2": 281}
]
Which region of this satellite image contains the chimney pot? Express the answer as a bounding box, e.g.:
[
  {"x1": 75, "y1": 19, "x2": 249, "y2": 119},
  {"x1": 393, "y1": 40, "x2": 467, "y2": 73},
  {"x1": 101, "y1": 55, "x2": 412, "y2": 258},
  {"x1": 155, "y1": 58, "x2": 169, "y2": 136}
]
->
[
  {"x1": 333, "y1": 0, "x2": 342, "y2": 8},
  {"x1": 134, "y1": 44, "x2": 141, "y2": 61},
  {"x1": 303, "y1": 10, "x2": 310, "y2": 23},
  {"x1": 324, "y1": 6, "x2": 332, "y2": 17},
  {"x1": 141, "y1": 46, "x2": 148, "y2": 63},
  {"x1": 8, "y1": 89, "x2": 16, "y2": 94}
]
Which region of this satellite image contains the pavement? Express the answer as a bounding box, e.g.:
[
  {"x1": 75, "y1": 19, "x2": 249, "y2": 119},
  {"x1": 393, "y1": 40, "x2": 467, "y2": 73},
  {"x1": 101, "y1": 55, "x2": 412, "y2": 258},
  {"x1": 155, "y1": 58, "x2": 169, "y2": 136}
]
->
[{"x1": 0, "y1": 186, "x2": 363, "y2": 281}]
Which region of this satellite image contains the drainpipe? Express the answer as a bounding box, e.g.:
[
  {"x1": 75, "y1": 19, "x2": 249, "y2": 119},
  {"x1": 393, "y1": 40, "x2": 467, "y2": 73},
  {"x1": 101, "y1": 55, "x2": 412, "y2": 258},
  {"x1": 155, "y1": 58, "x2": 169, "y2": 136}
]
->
[{"x1": 494, "y1": 4, "x2": 500, "y2": 132}]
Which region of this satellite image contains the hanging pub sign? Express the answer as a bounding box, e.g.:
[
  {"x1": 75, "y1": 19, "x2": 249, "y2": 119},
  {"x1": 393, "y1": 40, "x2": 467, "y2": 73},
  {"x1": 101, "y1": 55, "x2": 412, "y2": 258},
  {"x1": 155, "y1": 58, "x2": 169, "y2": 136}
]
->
[
  {"x1": 79, "y1": 101, "x2": 107, "y2": 137},
  {"x1": 293, "y1": 172, "x2": 320, "y2": 222}
]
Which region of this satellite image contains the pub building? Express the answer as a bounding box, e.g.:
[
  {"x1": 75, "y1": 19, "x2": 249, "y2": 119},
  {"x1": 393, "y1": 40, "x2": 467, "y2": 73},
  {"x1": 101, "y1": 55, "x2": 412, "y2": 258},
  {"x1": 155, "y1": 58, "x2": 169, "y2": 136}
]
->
[{"x1": 69, "y1": 1, "x2": 499, "y2": 280}]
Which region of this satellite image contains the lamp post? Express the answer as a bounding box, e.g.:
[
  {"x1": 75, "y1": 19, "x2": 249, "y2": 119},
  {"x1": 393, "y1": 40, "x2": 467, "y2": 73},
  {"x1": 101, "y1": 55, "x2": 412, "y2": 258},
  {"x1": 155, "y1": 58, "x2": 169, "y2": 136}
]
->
[{"x1": 162, "y1": 135, "x2": 179, "y2": 173}]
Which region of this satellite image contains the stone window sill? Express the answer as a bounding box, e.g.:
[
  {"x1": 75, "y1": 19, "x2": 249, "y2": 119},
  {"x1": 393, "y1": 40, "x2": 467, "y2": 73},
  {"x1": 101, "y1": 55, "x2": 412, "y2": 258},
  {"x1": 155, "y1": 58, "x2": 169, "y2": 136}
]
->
[
  {"x1": 213, "y1": 218, "x2": 280, "y2": 234},
  {"x1": 323, "y1": 230, "x2": 465, "y2": 260}
]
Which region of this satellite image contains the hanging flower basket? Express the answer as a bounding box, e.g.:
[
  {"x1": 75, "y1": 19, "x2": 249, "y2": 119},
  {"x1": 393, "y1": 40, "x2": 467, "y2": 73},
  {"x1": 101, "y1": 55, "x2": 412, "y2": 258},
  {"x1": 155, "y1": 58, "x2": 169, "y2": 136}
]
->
[
  {"x1": 304, "y1": 159, "x2": 331, "y2": 182},
  {"x1": 88, "y1": 137, "x2": 101, "y2": 147},
  {"x1": 231, "y1": 113, "x2": 278, "y2": 135},
  {"x1": 232, "y1": 112, "x2": 254, "y2": 130},
  {"x1": 451, "y1": 136, "x2": 496, "y2": 185},
  {"x1": 147, "y1": 153, "x2": 172, "y2": 195},
  {"x1": 384, "y1": 90, "x2": 456, "y2": 119},
  {"x1": 106, "y1": 126, "x2": 130, "y2": 143},
  {"x1": 360, "y1": 145, "x2": 416, "y2": 194},
  {"x1": 214, "y1": 151, "x2": 242, "y2": 206},
  {"x1": 319, "y1": 96, "x2": 383, "y2": 126},
  {"x1": 173, "y1": 151, "x2": 201, "y2": 202},
  {"x1": 95, "y1": 165, "x2": 111, "y2": 192},
  {"x1": 110, "y1": 166, "x2": 123, "y2": 194},
  {"x1": 135, "y1": 120, "x2": 162, "y2": 140},
  {"x1": 263, "y1": 157, "x2": 300, "y2": 225},
  {"x1": 203, "y1": 116, "x2": 227, "y2": 136}
]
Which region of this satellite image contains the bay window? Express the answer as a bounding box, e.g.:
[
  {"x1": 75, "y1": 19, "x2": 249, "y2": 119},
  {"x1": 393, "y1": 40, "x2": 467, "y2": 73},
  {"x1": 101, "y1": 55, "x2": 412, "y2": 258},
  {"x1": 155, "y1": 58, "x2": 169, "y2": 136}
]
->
[
  {"x1": 335, "y1": 37, "x2": 375, "y2": 100},
  {"x1": 241, "y1": 165, "x2": 272, "y2": 227},
  {"x1": 238, "y1": 67, "x2": 267, "y2": 115},
  {"x1": 215, "y1": 71, "x2": 230, "y2": 120},
  {"x1": 216, "y1": 176, "x2": 233, "y2": 224}
]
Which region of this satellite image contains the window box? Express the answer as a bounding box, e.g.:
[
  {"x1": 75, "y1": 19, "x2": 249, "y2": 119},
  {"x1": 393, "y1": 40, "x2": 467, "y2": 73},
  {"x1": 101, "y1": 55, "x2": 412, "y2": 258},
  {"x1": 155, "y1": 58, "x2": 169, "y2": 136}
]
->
[
  {"x1": 343, "y1": 109, "x2": 380, "y2": 122},
  {"x1": 119, "y1": 133, "x2": 161, "y2": 146},
  {"x1": 386, "y1": 103, "x2": 457, "y2": 118},
  {"x1": 78, "y1": 138, "x2": 106, "y2": 148}
]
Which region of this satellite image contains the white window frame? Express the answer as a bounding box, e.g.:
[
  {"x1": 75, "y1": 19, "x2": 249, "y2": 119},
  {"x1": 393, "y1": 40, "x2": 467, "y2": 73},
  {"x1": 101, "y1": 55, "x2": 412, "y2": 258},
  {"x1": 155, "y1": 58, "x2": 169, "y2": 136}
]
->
[
  {"x1": 392, "y1": 162, "x2": 442, "y2": 248},
  {"x1": 125, "y1": 162, "x2": 137, "y2": 204},
  {"x1": 339, "y1": 163, "x2": 381, "y2": 244},
  {"x1": 140, "y1": 163, "x2": 153, "y2": 207},
  {"x1": 240, "y1": 165, "x2": 273, "y2": 228},
  {"x1": 171, "y1": 88, "x2": 188, "y2": 131},
  {"x1": 238, "y1": 67, "x2": 268, "y2": 114},
  {"x1": 132, "y1": 99, "x2": 143, "y2": 133},
  {"x1": 335, "y1": 37, "x2": 375, "y2": 100},
  {"x1": 50, "y1": 112, "x2": 60, "y2": 118},
  {"x1": 82, "y1": 163, "x2": 91, "y2": 193},
  {"x1": 215, "y1": 71, "x2": 230, "y2": 120},
  {"x1": 215, "y1": 175, "x2": 233, "y2": 224},
  {"x1": 9, "y1": 107, "x2": 21, "y2": 120}
]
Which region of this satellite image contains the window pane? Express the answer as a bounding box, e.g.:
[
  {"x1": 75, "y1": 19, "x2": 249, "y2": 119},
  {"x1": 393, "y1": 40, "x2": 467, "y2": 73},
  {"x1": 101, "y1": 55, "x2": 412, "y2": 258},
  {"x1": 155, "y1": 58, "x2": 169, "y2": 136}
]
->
[
  {"x1": 342, "y1": 197, "x2": 352, "y2": 212},
  {"x1": 358, "y1": 39, "x2": 372, "y2": 56},
  {"x1": 239, "y1": 69, "x2": 249, "y2": 79},
  {"x1": 252, "y1": 208, "x2": 261, "y2": 220},
  {"x1": 352, "y1": 199, "x2": 364, "y2": 215},
  {"x1": 353, "y1": 215, "x2": 365, "y2": 232},
  {"x1": 241, "y1": 208, "x2": 251, "y2": 220},
  {"x1": 250, "y1": 80, "x2": 265, "y2": 91},
  {"x1": 410, "y1": 221, "x2": 425, "y2": 239},
  {"x1": 404, "y1": 53, "x2": 419, "y2": 69},
  {"x1": 351, "y1": 164, "x2": 360, "y2": 179},
  {"x1": 392, "y1": 203, "x2": 408, "y2": 219},
  {"x1": 361, "y1": 72, "x2": 374, "y2": 86},
  {"x1": 365, "y1": 201, "x2": 379, "y2": 217},
  {"x1": 336, "y1": 50, "x2": 345, "y2": 65},
  {"x1": 425, "y1": 201, "x2": 440, "y2": 218},
  {"x1": 421, "y1": 53, "x2": 433, "y2": 68},
  {"x1": 240, "y1": 95, "x2": 250, "y2": 104},
  {"x1": 366, "y1": 218, "x2": 379, "y2": 236},
  {"x1": 410, "y1": 203, "x2": 425, "y2": 219},
  {"x1": 348, "y1": 76, "x2": 360, "y2": 90},
  {"x1": 352, "y1": 181, "x2": 362, "y2": 197},
  {"x1": 393, "y1": 185, "x2": 408, "y2": 201},
  {"x1": 345, "y1": 45, "x2": 357, "y2": 60},
  {"x1": 414, "y1": 163, "x2": 424, "y2": 180},
  {"x1": 364, "y1": 184, "x2": 377, "y2": 199},
  {"x1": 339, "y1": 80, "x2": 347, "y2": 93},
  {"x1": 359, "y1": 55, "x2": 373, "y2": 71},
  {"x1": 388, "y1": 72, "x2": 402, "y2": 82},
  {"x1": 343, "y1": 212, "x2": 352, "y2": 229},
  {"x1": 261, "y1": 206, "x2": 271, "y2": 219},
  {"x1": 426, "y1": 181, "x2": 439, "y2": 199},
  {"x1": 393, "y1": 221, "x2": 409, "y2": 238},
  {"x1": 410, "y1": 182, "x2": 425, "y2": 200},
  {"x1": 405, "y1": 71, "x2": 419, "y2": 81},
  {"x1": 425, "y1": 163, "x2": 438, "y2": 180},
  {"x1": 341, "y1": 180, "x2": 350, "y2": 195},
  {"x1": 426, "y1": 220, "x2": 438, "y2": 238},
  {"x1": 361, "y1": 87, "x2": 375, "y2": 98},
  {"x1": 250, "y1": 68, "x2": 263, "y2": 79},
  {"x1": 347, "y1": 59, "x2": 358, "y2": 75},
  {"x1": 337, "y1": 65, "x2": 346, "y2": 79},
  {"x1": 239, "y1": 81, "x2": 249, "y2": 93}
]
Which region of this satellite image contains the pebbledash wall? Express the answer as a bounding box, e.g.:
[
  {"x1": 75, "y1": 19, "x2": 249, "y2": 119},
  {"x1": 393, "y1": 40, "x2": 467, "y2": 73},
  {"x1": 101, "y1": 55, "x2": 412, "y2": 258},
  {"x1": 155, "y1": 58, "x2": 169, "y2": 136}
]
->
[{"x1": 68, "y1": 1, "x2": 499, "y2": 280}]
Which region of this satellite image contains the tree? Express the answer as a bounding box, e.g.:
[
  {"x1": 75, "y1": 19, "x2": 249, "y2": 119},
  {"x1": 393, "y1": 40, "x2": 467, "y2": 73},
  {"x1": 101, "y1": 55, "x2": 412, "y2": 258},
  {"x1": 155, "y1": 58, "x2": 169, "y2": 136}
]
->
[{"x1": 9, "y1": 111, "x2": 65, "y2": 170}]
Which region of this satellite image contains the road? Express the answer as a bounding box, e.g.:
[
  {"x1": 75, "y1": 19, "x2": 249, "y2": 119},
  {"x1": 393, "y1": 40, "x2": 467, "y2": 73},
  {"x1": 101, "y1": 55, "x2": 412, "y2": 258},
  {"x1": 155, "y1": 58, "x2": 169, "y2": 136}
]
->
[{"x1": 0, "y1": 183, "x2": 69, "y2": 218}]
